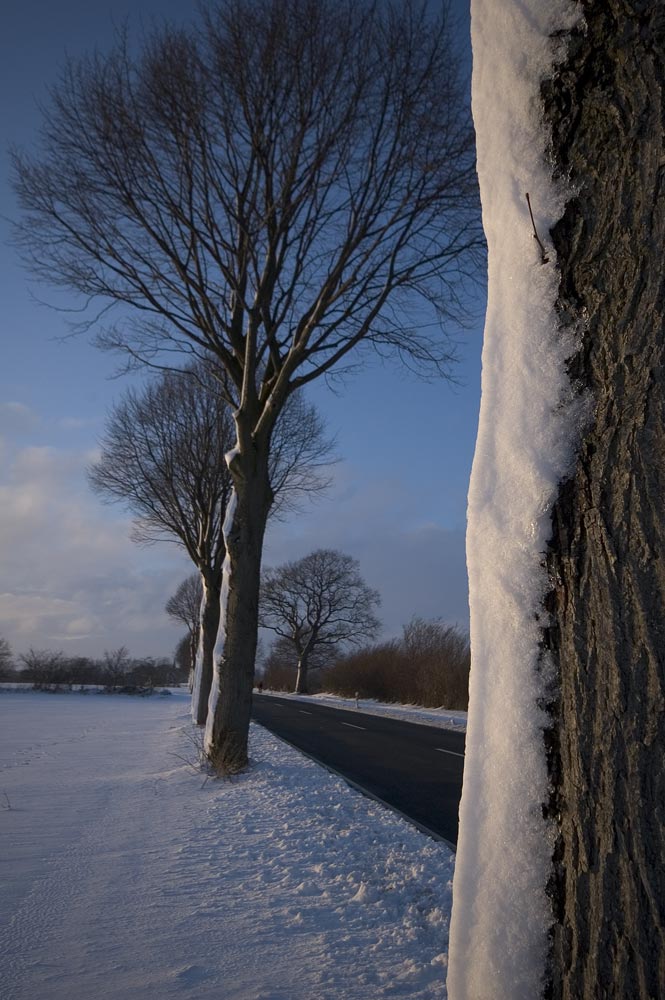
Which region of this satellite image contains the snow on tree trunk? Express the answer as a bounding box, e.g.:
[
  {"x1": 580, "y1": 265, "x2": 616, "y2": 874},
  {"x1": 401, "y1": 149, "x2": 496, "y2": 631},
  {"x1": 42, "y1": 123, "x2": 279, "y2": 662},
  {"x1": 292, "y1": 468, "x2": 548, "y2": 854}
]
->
[
  {"x1": 204, "y1": 456, "x2": 272, "y2": 773},
  {"x1": 295, "y1": 649, "x2": 310, "y2": 695},
  {"x1": 447, "y1": 2, "x2": 583, "y2": 998},
  {"x1": 541, "y1": 4, "x2": 665, "y2": 997},
  {"x1": 191, "y1": 577, "x2": 221, "y2": 726}
]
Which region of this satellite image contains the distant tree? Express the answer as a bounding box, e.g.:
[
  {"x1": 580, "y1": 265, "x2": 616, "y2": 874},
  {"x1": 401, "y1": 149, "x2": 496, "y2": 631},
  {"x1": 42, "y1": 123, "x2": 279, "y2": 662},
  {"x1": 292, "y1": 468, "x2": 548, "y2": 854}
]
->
[
  {"x1": 127, "y1": 656, "x2": 159, "y2": 690},
  {"x1": 174, "y1": 634, "x2": 195, "y2": 687},
  {"x1": 0, "y1": 636, "x2": 13, "y2": 678},
  {"x1": 13, "y1": 0, "x2": 481, "y2": 770},
  {"x1": 66, "y1": 656, "x2": 98, "y2": 686},
  {"x1": 89, "y1": 363, "x2": 332, "y2": 725},
  {"x1": 260, "y1": 549, "x2": 381, "y2": 694},
  {"x1": 19, "y1": 648, "x2": 68, "y2": 689},
  {"x1": 262, "y1": 634, "x2": 330, "y2": 692},
  {"x1": 165, "y1": 575, "x2": 203, "y2": 689},
  {"x1": 102, "y1": 646, "x2": 132, "y2": 690}
]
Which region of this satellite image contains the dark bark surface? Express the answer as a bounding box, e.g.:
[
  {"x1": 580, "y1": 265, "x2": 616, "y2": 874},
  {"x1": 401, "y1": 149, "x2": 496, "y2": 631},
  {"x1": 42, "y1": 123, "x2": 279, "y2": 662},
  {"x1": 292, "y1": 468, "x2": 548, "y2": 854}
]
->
[{"x1": 542, "y1": 4, "x2": 665, "y2": 998}]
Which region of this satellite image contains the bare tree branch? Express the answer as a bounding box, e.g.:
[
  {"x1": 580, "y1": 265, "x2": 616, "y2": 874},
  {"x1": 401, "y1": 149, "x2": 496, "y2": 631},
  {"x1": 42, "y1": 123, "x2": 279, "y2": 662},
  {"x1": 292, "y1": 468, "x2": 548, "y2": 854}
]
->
[
  {"x1": 260, "y1": 548, "x2": 381, "y2": 694},
  {"x1": 88, "y1": 360, "x2": 333, "y2": 722}
]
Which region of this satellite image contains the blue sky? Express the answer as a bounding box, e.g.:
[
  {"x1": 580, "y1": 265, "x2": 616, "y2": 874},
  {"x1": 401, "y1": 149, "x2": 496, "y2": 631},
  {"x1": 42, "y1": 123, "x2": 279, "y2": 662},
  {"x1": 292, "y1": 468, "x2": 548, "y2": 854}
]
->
[{"x1": 0, "y1": 0, "x2": 484, "y2": 660}]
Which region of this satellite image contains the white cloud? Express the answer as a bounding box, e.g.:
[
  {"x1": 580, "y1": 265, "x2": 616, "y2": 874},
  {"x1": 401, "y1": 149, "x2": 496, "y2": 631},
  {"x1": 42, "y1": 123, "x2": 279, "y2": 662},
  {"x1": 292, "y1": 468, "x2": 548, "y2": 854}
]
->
[
  {"x1": 0, "y1": 438, "x2": 470, "y2": 663},
  {"x1": 0, "y1": 441, "x2": 189, "y2": 659}
]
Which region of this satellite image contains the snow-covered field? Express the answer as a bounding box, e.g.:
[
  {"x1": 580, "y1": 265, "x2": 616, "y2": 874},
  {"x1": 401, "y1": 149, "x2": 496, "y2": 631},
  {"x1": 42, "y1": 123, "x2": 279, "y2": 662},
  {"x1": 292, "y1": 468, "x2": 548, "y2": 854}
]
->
[
  {"x1": 1, "y1": 690, "x2": 456, "y2": 999},
  {"x1": 261, "y1": 690, "x2": 467, "y2": 732}
]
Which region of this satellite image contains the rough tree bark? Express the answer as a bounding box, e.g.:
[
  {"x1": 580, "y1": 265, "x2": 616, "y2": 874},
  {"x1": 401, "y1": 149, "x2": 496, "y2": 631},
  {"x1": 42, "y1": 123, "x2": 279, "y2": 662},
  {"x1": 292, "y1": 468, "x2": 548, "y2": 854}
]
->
[{"x1": 542, "y1": 4, "x2": 665, "y2": 997}]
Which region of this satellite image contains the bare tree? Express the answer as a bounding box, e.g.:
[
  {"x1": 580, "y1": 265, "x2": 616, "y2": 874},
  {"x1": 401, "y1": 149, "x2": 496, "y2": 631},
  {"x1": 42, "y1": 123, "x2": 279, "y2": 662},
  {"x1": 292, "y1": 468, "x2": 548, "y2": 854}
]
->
[
  {"x1": 13, "y1": 0, "x2": 482, "y2": 770},
  {"x1": 102, "y1": 646, "x2": 132, "y2": 690},
  {"x1": 262, "y1": 633, "x2": 330, "y2": 692},
  {"x1": 0, "y1": 636, "x2": 13, "y2": 677},
  {"x1": 165, "y1": 574, "x2": 203, "y2": 691},
  {"x1": 260, "y1": 549, "x2": 381, "y2": 694},
  {"x1": 89, "y1": 362, "x2": 332, "y2": 724},
  {"x1": 19, "y1": 649, "x2": 68, "y2": 689}
]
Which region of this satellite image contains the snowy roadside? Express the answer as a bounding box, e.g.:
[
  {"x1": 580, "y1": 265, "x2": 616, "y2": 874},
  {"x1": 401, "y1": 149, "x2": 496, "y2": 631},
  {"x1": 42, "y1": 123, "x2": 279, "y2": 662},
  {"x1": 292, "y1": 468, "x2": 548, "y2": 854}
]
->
[
  {"x1": 1, "y1": 690, "x2": 455, "y2": 999},
  {"x1": 259, "y1": 690, "x2": 468, "y2": 733}
]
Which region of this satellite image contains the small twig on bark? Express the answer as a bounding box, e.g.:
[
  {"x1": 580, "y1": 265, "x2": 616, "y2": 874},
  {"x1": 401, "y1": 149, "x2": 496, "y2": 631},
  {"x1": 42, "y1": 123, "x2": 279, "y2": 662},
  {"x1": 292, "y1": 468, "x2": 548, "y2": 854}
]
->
[
  {"x1": 526, "y1": 192, "x2": 550, "y2": 264},
  {"x1": 3, "y1": 791, "x2": 11, "y2": 810}
]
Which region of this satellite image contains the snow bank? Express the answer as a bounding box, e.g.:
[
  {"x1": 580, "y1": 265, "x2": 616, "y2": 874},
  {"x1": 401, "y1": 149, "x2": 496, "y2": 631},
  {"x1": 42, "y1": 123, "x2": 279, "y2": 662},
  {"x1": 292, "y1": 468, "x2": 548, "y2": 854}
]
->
[
  {"x1": 448, "y1": 3, "x2": 583, "y2": 999},
  {"x1": 1, "y1": 691, "x2": 456, "y2": 998}
]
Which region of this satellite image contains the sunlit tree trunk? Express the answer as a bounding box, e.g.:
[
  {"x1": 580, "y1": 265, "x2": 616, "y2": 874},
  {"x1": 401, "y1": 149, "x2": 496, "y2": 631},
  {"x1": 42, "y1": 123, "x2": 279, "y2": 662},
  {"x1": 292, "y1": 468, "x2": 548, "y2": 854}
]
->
[
  {"x1": 294, "y1": 648, "x2": 310, "y2": 695},
  {"x1": 205, "y1": 444, "x2": 273, "y2": 772},
  {"x1": 542, "y1": 4, "x2": 665, "y2": 996},
  {"x1": 192, "y1": 577, "x2": 222, "y2": 726}
]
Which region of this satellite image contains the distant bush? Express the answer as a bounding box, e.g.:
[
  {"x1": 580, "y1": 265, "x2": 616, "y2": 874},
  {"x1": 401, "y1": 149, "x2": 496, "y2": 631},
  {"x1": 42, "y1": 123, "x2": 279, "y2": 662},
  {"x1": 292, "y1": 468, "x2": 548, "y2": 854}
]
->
[
  {"x1": 322, "y1": 618, "x2": 470, "y2": 710},
  {"x1": 10, "y1": 646, "x2": 188, "y2": 691},
  {"x1": 0, "y1": 636, "x2": 15, "y2": 680}
]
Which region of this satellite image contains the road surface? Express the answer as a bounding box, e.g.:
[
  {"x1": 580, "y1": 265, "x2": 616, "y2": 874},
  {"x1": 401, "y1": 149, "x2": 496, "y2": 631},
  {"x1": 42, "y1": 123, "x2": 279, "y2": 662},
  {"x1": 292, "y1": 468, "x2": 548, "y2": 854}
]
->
[{"x1": 251, "y1": 695, "x2": 465, "y2": 848}]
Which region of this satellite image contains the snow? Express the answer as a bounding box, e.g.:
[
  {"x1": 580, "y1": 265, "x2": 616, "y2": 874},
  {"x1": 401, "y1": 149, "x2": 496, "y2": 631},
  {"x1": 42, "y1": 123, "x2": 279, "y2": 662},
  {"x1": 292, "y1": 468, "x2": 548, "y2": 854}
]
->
[
  {"x1": 204, "y1": 488, "x2": 236, "y2": 752},
  {"x1": 447, "y1": 3, "x2": 584, "y2": 999},
  {"x1": 190, "y1": 575, "x2": 207, "y2": 722},
  {"x1": 261, "y1": 690, "x2": 467, "y2": 732},
  {"x1": 1, "y1": 690, "x2": 456, "y2": 998}
]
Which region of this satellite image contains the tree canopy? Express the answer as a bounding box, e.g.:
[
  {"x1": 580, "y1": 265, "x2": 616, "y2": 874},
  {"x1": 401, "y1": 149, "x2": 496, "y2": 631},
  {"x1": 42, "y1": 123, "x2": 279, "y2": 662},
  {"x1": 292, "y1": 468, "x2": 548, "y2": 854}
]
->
[
  {"x1": 14, "y1": 0, "x2": 482, "y2": 770},
  {"x1": 260, "y1": 548, "x2": 381, "y2": 693}
]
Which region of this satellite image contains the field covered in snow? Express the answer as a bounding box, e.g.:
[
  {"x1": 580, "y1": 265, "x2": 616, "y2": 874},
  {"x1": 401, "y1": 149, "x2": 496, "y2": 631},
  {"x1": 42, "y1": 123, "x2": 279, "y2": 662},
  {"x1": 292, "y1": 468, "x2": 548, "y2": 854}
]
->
[{"x1": 1, "y1": 690, "x2": 456, "y2": 999}]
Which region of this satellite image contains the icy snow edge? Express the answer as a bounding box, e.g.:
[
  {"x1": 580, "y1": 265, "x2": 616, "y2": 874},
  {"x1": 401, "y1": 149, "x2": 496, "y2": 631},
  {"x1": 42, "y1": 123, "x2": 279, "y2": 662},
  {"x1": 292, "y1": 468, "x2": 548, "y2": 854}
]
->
[{"x1": 448, "y1": 3, "x2": 584, "y2": 1000}]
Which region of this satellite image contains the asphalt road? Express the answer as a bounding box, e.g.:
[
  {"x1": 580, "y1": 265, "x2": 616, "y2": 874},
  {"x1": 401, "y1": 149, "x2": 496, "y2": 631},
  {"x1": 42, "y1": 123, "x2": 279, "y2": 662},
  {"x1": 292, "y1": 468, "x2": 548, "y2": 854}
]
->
[{"x1": 251, "y1": 695, "x2": 465, "y2": 848}]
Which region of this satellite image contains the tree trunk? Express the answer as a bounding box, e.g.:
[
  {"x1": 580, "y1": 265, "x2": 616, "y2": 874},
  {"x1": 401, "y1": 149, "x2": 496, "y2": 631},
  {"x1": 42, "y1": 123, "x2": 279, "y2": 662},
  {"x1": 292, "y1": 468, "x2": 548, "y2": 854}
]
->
[
  {"x1": 189, "y1": 627, "x2": 197, "y2": 687},
  {"x1": 542, "y1": 5, "x2": 665, "y2": 997},
  {"x1": 294, "y1": 649, "x2": 309, "y2": 695},
  {"x1": 191, "y1": 578, "x2": 221, "y2": 726},
  {"x1": 205, "y1": 452, "x2": 272, "y2": 773}
]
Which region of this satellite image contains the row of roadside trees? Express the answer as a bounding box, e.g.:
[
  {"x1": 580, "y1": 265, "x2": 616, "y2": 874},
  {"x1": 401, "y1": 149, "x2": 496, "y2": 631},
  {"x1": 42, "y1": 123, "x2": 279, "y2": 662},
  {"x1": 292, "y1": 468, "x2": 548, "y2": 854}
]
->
[
  {"x1": 12, "y1": 0, "x2": 482, "y2": 772},
  {"x1": 9, "y1": 0, "x2": 664, "y2": 994},
  {"x1": 89, "y1": 363, "x2": 333, "y2": 725},
  {"x1": 164, "y1": 552, "x2": 469, "y2": 708}
]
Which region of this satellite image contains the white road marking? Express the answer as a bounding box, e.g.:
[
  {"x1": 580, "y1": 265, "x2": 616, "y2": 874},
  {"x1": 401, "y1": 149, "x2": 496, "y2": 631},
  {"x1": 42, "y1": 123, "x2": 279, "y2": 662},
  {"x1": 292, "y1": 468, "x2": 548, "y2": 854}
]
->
[
  {"x1": 299, "y1": 710, "x2": 313, "y2": 715},
  {"x1": 435, "y1": 747, "x2": 464, "y2": 758},
  {"x1": 341, "y1": 722, "x2": 366, "y2": 730}
]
